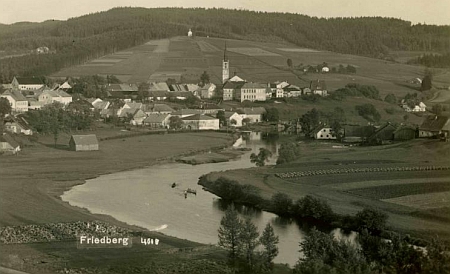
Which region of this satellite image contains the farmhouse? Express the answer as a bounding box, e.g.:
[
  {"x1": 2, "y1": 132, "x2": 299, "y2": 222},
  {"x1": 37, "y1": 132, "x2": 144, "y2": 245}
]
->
[
  {"x1": 0, "y1": 133, "x2": 21, "y2": 155},
  {"x1": 342, "y1": 125, "x2": 376, "y2": 143},
  {"x1": 312, "y1": 126, "x2": 337, "y2": 140},
  {"x1": 310, "y1": 80, "x2": 328, "y2": 96},
  {"x1": 0, "y1": 90, "x2": 28, "y2": 112},
  {"x1": 368, "y1": 123, "x2": 397, "y2": 145},
  {"x1": 69, "y1": 135, "x2": 99, "y2": 151},
  {"x1": 144, "y1": 114, "x2": 171, "y2": 128},
  {"x1": 181, "y1": 114, "x2": 219, "y2": 130},
  {"x1": 144, "y1": 103, "x2": 174, "y2": 114},
  {"x1": 106, "y1": 84, "x2": 139, "y2": 99},
  {"x1": 118, "y1": 108, "x2": 146, "y2": 125},
  {"x1": 3, "y1": 116, "x2": 33, "y2": 135},
  {"x1": 38, "y1": 88, "x2": 72, "y2": 105},
  {"x1": 224, "y1": 111, "x2": 243, "y2": 127},
  {"x1": 172, "y1": 109, "x2": 203, "y2": 118},
  {"x1": 223, "y1": 81, "x2": 245, "y2": 101},
  {"x1": 419, "y1": 115, "x2": 450, "y2": 139},
  {"x1": 11, "y1": 77, "x2": 44, "y2": 91},
  {"x1": 149, "y1": 82, "x2": 170, "y2": 92},
  {"x1": 237, "y1": 107, "x2": 266, "y2": 123},
  {"x1": 197, "y1": 83, "x2": 217, "y2": 99},
  {"x1": 393, "y1": 126, "x2": 416, "y2": 141}
]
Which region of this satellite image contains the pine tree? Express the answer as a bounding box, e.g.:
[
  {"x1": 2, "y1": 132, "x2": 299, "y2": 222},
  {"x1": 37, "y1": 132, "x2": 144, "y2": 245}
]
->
[
  {"x1": 260, "y1": 223, "x2": 279, "y2": 270},
  {"x1": 218, "y1": 205, "x2": 243, "y2": 261},
  {"x1": 240, "y1": 217, "x2": 260, "y2": 268}
]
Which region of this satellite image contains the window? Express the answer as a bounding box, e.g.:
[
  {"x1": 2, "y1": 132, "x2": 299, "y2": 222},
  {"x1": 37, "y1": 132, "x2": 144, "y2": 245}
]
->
[{"x1": 320, "y1": 135, "x2": 323, "y2": 138}]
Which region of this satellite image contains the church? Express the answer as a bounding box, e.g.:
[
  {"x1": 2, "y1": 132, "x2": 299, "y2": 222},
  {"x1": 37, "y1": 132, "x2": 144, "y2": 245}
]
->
[{"x1": 221, "y1": 44, "x2": 267, "y2": 102}]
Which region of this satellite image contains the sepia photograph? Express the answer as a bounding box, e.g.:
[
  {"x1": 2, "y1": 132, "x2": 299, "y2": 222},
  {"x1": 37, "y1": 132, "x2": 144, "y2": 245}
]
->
[{"x1": 0, "y1": 1, "x2": 449, "y2": 273}]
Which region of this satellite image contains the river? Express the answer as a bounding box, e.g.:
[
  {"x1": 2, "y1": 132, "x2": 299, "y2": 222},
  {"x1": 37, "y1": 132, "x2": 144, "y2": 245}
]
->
[{"x1": 61, "y1": 132, "x2": 351, "y2": 266}]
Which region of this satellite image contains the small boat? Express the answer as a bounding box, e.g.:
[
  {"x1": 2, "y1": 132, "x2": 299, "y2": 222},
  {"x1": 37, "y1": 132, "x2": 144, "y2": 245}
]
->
[{"x1": 186, "y1": 188, "x2": 197, "y2": 195}]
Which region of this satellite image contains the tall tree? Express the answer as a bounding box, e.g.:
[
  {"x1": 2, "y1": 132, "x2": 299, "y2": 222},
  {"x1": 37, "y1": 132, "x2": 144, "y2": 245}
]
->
[
  {"x1": 168, "y1": 116, "x2": 183, "y2": 130},
  {"x1": 200, "y1": 71, "x2": 210, "y2": 87},
  {"x1": 259, "y1": 223, "x2": 279, "y2": 270},
  {"x1": 0, "y1": 98, "x2": 12, "y2": 117},
  {"x1": 287, "y1": 58, "x2": 293, "y2": 68},
  {"x1": 240, "y1": 218, "x2": 260, "y2": 269},
  {"x1": 218, "y1": 205, "x2": 243, "y2": 262},
  {"x1": 250, "y1": 147, "x2": 273, "y2": 167},
  {"x1": 421, "y1": 69, "x2": 433, "y2": 91},
  {"x1": 216, "y1": 110, "x2": 227, "y2": 126}
]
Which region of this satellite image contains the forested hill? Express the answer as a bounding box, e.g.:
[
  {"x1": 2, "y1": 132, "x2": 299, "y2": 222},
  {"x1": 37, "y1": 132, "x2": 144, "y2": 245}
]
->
[{"x1": 0, "y1": 7, "x2": 449, "y2": 82}]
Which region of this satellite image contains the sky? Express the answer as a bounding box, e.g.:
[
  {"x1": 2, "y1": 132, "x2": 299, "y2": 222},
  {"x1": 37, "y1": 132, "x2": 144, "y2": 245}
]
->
[{"x1": 1, "y1": 0, "x2": 450, "y2": 26}]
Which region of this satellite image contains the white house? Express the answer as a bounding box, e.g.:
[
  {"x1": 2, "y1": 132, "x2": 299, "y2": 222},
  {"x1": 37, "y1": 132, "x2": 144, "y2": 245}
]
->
[
  {"x1": 0, "y1": 133, "x2": 21, "y2": 154},
  {"x1": 181, "y1": 114, "x2": 220, "y2": 130},
  {"x1": 310, "y1": 80, "x2": 328, "y2": 97},
  {"x1": 38, "y1": 89, "x2": 72, "y2": 106},
  {"x1": 313, "y1": 127, "x2": 337, "y2": 140},
  {"x1": 0, "y1": 90, "x2": 28, "y2": 112},
  {"x1": 224, "y1": 111, "x2": 243, "y2": 127},
  {"x1": 237, "y1": 82, "x2": 267, "y2": 102},
  {"x1": 237, "y1": 107, "x2": 266, "y2": 123},
  {"x1": 11, "y1": 77, "x2": 44, "y2": 91}
]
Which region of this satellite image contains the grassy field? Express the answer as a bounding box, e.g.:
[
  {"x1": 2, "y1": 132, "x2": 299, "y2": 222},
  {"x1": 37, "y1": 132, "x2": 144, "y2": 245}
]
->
[{"x1": 202, "y1": 138, "x2": 450, "y2": 241}]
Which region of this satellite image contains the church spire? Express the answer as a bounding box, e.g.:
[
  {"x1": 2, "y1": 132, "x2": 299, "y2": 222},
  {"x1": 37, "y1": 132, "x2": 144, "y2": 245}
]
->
[{"x1": 224, "y1": 42, "x2": 228, "y2": 62}]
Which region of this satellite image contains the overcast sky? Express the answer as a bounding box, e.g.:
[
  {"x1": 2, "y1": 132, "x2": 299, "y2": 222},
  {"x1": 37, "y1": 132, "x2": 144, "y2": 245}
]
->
[{"x1": 2, "y1": 0, "x2": 450, "y2": 26}]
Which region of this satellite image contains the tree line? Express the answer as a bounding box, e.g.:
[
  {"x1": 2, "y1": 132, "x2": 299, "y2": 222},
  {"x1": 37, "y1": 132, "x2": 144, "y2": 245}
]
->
[{"x1": 1, "y1": 7, "x2": 449, "y2": 82}]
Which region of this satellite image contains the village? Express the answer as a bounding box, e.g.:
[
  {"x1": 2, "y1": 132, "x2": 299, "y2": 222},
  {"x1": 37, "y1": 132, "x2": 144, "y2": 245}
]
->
[{"x1": 1, "y1": 35, "x2": 449, "y2": 155}]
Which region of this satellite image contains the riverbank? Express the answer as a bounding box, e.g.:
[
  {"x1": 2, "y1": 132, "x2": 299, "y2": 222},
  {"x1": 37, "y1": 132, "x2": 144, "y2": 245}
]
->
[
  {"x1": 198, "y1": 138, "x2": 450, "y2": 243},
  {"x1": 0, "y1": 131, "x2": 272, "y2": 274}
]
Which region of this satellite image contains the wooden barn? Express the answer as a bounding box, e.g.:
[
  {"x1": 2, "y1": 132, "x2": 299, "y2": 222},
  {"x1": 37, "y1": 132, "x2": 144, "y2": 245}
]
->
[
  {"x1": 69, "y1": 135, "x2": 99, "y2": 151},
  {"x1": 368, "y1": 123, "x2": 397, "y2": 145},
  {"x1": 0, "y1": 133, "x2": 21, "y2": 155},
  {"x1": 393, "y1": 126, "x2": 416, "y2": 141}
]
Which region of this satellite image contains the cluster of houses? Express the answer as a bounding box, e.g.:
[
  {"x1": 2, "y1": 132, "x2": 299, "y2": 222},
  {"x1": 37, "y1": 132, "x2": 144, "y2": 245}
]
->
[
  {"x1": 1, "y1": 77, "x2": 72, "y2": 113},
  {"x1": 309, "y1": 115, "x2": 450, "y2": 144},
  {"x1": 400, "y1": 100, "x2": 427, "y2": 113}
]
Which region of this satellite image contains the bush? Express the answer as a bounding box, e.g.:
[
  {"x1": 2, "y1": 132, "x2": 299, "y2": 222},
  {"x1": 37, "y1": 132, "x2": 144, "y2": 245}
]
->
[
  {"x1": 276, "y1": 142, "x2": 301, "y2": 165},
  {"x1": 354, "y1": 208, "x2": 388, "y2": 235},
  {"x1": 355, "y1": 104, "x2": 381, "y2": 122},
  {"x1": 270, "y1": 192, "x2": 293, "y2": 217},
  {"x1": 292, "y1": 195, "x2": 335, "y2": 223}
]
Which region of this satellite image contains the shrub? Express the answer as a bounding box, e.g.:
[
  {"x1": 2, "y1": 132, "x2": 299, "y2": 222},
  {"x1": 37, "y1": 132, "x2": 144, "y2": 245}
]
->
[
  {"x1": 292, "y1": 195, "x2": 335, "y2": 223},
  {"x1": 270, "y1": 192, "x2": 293, "y2": 217}
]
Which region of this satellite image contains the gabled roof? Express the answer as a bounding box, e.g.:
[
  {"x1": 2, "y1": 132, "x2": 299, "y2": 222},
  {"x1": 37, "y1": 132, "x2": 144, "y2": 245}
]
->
[
  {"x1": 144, "y1": 114, "x2": 170, "y2": 123},
  {"x1": 419, "y1": 115, "x2": 450, "y2": 132},
  {"x1": 1, "y1": 90, "x2": 27, "y2": 101},
  {"x1": 310, "y1": 80, "x2": 327, "y2": 90},
  {"x1": 151, "y1": 104, "x2": 174, "y2": 113},
  {"x1": 229, "y1": 75, "x2": 245, "y2": 82},
  {"x1": 106, "y1": 84, "x2": 138, "y2": 92},
  {"x1": 149, "y1": 90, "x2": 169, "y2": 97},
  {"x1": 14, "y1": 77, "x2": 44, "y2": 85},
  {"x1": 4, "y1": 115, "x2": 31, "y2": 130},
  {"x1": 70, "y1": 135, "x2": 98, "y2": 146},
  {"x1": 0, "y1": 133, "x2": 20, "y2": 148},
  {"x1": 237, "y1": 107, "x2": 266, "y2": 115},
  {"x1": 224, "y1": 111, "x2": 239, "y2": 119},
  {"x1": 181, "y1": 114, "x2": 218, "y2": 121},
  {"x1": 149, "y1": 82, "x2": 170, "y2": 91}
]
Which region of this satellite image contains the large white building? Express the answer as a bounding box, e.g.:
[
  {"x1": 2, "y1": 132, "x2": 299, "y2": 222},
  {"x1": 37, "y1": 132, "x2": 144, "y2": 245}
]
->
[
  {"x1": 11, "y1": 77, "x2": 44, "y2": 91},
  {"x1": 236, "y1": 82, "x2": 267, "y2": 102},
  {"x1": 0, "y1": 90, "x2": 28, "y2": 112}
]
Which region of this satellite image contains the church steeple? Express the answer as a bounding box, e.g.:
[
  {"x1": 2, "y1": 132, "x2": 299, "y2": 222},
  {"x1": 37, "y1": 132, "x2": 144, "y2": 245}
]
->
[{"x1": 222, "y1": 42, "x2": 229, "y2": 84}]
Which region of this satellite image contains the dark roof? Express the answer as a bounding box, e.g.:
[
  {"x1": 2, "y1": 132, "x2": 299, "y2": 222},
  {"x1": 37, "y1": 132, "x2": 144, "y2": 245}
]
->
[
  {"x1": 344, "y1": 125, "x2": 376, "y2": 138},
  {"x1": 4, "y1": 115, "x2": 31, "y2": 131},
  {"x1": 369, "y1": 123, "x2": 397, "y2": 141},
  {"x1": 149, "y1": 90, "x2": 169, "y2": 97},
  {"x1": 144, "y1": 114, "x2": 170, "y2": 123},
  {"x1": 241, "y1": 82, "x2": 267, "y2": 89},
  {"x1": 14, "y1": 77, "x2": 44, "y2": 85},
  {"x1": 1, "y1": 90, "x2": 27, "y2": 101},
  {"x1": 181, "y1": 114, "x2": 218, "y2": 121},
  {"x1": 0, "y1": 133, "x2": 20, "y2": 148},
  {"x1": 237, "y1": 107, "x2": 266, "y2": 115},
  {"x1": 70, "y1": 135, "x2": 98, "y2": 146},
  {"x1": 223, "y1": 81, "x2": 245, "y2": 89},
  {"x1": 419, "y1": 115, "x2": 450, "y2": 132},
  {"x1": 310, "y1": 80, "x2": 327, "y2": 90}
]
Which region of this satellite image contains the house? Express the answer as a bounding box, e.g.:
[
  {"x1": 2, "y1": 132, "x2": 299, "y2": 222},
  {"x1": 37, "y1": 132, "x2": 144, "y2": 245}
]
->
[
  {"x1": 106, "y1": 84, "x2": 139, "y2": 99},
  {"x1": 145, "y1": 103, "x2": 174, "y2": 114},
  {"x1": 87, "y1": 98, "x2": 110, "y2": 111},
  {"x1": 237, "y1": 82, "x2": 267, "y2": 102},
  {"x1": 149, "y1": 82, "x2": 170, "y2": 92},
  {"x1": 237, "y1": 107, "x2": 266, "y2": 123},
  {"x1": 343, "y1": 125, "x2": 376, "y2": 143},
  {"x1": 223, "y1": 81, "x2": 245, "y2": 101},
  {"x1": 368, "y1": 123, "x2": 398, "y2": 144},
  {"x1": 143, "y1": 114, "x2": 171, "y2": 128},
  {"x1": 0, "y1": 133, "x2": 21, "y2": 154},
  {"x1": 38, "y1": 88, "x2": 72, "y2": 106},
  {"x1": 3, "y1": 116, "x2": 33, "y2": 135},
  {"x1": 118, "y1": 108, "x2": 146, "y2": 125},
  {"x1": 269, "y1": 81, "x2": 289, "y2": 98},
  {"x1": 310, "y1": 80, "x2": 328, "y2": 96},
  {"x1": 149, "y1": 90, "x2": 168, "y2": 101},
  {"x1": 11, "y1": 77, "x2": 44, "y2": 91},
  {"x1": 69, "y1": 135, "x2": 99, "y2": 151},
  {"x1": 224, "y1": 111, "x2": 243, "y2": 127},
  {"x1": 302, "y1": 87, "x2": 312, "y2": 95},
  {"x1": 0, "y1": 90, "x2": 28, "y2": 112},
  {"x1": 419, "y1": 115, "x2": 450, "y2": 139},
  {"x1": 283, "y1": 85, "x2": 302, "y2": 97},
  {"x1": 393, "y1": 126, "x2": 416, "y2": 141},
  {"x1": 198, "y1": 83, "x2": 217, "y2": 99},
  {"x1": 312, "y1": 127, "x2": 337, "y2": 140},
  {"x1": 182, "y1": 114, "x2": 219, "y2": 130},
  {"x1": 412, "y1": 102, "x2": 426, "y2": 112}
]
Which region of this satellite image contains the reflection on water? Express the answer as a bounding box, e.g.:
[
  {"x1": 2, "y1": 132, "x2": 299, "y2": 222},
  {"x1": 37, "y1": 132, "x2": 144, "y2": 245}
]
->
[{"x1": 61, "y1": 132, "x2": 350, "y2": 267}]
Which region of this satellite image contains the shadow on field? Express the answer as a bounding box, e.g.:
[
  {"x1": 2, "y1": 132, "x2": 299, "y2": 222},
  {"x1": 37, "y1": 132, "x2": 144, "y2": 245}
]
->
[{"x1": 42, "y1": 143, "x2": 71, "y2": 151}]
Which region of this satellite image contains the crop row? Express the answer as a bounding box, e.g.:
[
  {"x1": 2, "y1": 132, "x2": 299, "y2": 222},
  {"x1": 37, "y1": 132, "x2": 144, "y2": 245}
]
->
[{"x1": 275, "y1": 166, "x2": 450, "y2": 179}]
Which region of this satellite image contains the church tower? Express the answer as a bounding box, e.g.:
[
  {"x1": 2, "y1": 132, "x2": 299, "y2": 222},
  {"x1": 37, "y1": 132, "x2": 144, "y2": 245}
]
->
[{"x1": 222, "y1": 43, "x2": 229, "y2": 84}]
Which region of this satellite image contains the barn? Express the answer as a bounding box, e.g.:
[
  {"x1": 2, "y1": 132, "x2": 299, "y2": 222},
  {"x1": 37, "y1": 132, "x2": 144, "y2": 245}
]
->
[{"x1": 69, "y1": 135, "x2": 99, "y2": 151}]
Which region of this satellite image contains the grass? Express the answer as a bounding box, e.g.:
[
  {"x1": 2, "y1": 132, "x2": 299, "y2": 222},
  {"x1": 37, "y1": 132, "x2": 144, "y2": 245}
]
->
[{"x1": 201, "y1": 138, "x2": 450, "y2": 241}]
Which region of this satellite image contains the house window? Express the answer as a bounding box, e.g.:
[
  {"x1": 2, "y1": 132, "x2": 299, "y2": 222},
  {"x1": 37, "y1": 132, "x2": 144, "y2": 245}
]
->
[{"x1": 320, "y1": 135, "x2": 323, "y2": 138}]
